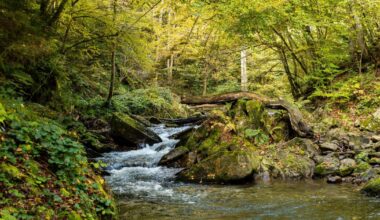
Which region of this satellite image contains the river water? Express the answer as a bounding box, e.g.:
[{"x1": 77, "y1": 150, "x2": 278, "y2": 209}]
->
[{"x1": 99, "y1": 125, "x2": 380, "y2": 220}]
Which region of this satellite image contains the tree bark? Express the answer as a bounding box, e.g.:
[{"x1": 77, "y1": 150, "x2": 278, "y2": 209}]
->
[
  {"x1": 266, "y1": 100, "x2": 314, "y2": 138},
  {"x1": 181, "y1": 92, "x2": 268, "y2": 105},
  {"x1": 47, "y1": 0, "x2": 69, "y2": 26},
  {"x1": 167, "y1": 54, "x2": 174, "y2": 83},
  {"x1": 105, "y1": 49, "x2": 116, "y2": 106},
  {"x1": 202, "y1": 70, "x2": 208, "y2": 96},
  {"x1": 40, "y1": 0, "x2": 49, "y2": 17},
  {"x1": 279, "y1": 49, "x2": 301, "y2": 99},
  {"x1": 241, "y1": 48, "x2": 248, "y2": 92}
]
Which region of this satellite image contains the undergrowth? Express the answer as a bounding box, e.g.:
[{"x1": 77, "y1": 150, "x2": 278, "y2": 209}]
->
[{"x1": 0, "y1": 98, "x2": 116, "y2": 219}]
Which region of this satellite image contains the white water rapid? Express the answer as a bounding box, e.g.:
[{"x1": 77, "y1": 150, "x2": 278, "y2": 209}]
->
[{"x1": 98, "y1": 124, "x2": 196, "y2": 201}]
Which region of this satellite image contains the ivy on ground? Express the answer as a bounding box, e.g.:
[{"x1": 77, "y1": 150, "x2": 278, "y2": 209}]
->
[{"x1": 0, "y1": 100, "x2": 116, "y2": 219}]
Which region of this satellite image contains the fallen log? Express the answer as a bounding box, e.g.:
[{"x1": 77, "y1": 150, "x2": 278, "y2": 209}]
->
[
  {"x1": 266, "y1": 100, "x2": 314, "y2": 138},
  {"x1": 181, "y1": 92, "x2": 314, "y2": 138},
  {"x1": 147, "y1": 115, "x2": 208, "y2": 126},
  {"x1": 160, "y1": 115, "x2": 208, "y2": 125},
  {"x1": 181, "y1": 92, "x2": 268, "y2": 105}
]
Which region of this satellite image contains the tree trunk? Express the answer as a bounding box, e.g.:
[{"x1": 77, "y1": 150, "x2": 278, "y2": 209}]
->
[
  {"x1": 241, "y1": 48, "x2": 248, "y2": 92},
  {"x1": 105, "y1": 49, "x2": 116, "y2": 106},
  {"x1": 40, "y1": 0, "x2": 49, "y2": 17},
  {"x1": 47, "y1": 0, "x2": 69, "y2": 26},
  {"x1": 202, "y1": 70, "x2": 208, "y2": 96},
  {"x1": 279, "y1": 49, "x2": 301, "y2": 99},
  {"x1": 181, "y1": 92, "x2": 268, "y2": 105},
  {"x1": 167, "y1": 54, "x2": 174, "y2": 83}
]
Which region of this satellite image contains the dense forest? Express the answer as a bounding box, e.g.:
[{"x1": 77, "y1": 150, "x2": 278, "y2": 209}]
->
[{"x1": 1, "y1": 0, "x2": 380, "y2": 219}]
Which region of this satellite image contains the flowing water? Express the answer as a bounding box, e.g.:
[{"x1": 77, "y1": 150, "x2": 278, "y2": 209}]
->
[{"x1": 99, "y1": 125, "x2": 380, "y2": 220}]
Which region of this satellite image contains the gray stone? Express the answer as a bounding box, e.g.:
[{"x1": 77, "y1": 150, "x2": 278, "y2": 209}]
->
[
  {"x1": 327, "y1": 176, "x2": 342, "y2": 184},
  {"x1": 373, "y1": 108, "x2": 380, "y2": 120},
  {"x1": 159, "y1": 146, "x2": 189, "y2": 166},
  {"x1": 372, "y1": 135, "x2": 380, "y2": 142},
  {"x1": 110, "y1": 113, "x2": 162, "y2": 145},
  {"x1": 320, "y1": 142, "x2": 339, "y2": 151}
]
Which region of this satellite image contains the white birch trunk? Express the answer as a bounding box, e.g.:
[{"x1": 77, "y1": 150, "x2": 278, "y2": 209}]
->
[{"x1": 241, "y1": 48, "x2": 248, "y2": 92}]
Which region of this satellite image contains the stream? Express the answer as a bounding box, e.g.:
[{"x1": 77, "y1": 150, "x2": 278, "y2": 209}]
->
[{"x1": 99, "y1": 125, "x2": 380, "y2": 220}]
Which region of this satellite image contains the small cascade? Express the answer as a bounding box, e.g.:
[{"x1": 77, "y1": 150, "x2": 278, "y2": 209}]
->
[{"x1": 98, "y1": 124, "x2": 193, "y2": 200}]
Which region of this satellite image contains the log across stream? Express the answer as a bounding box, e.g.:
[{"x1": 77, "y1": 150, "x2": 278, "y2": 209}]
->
[{"x1": 98, "y1": 124, "x2": 380, "y2": 219}]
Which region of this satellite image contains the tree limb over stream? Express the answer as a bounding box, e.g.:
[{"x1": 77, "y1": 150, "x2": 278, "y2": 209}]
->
[{"x1": 181, "y1": 92, "x2": 314, "y2": 138}]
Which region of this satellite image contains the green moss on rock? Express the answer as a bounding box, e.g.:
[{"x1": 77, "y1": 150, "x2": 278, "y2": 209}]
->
[
  {"x1": 111, "y1": 112, "x2": 162, "y2": 145},
  {"x1": 315, "y1": 157, "x2": 340, "y2": 176},
  {"x1": 361, "y1": 177, "x2": 380, "y2": 196},
  {"x1": 354, "y1": 162, "x2": 372, "y2": 173},
  {"x1": 179, "y1": 150, "x2": 261, "y2": 183}
]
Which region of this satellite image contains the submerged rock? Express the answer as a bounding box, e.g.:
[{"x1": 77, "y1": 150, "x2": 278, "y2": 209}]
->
[{"x1": 110, "y1": 113, "x2": 162, "y2": 146}]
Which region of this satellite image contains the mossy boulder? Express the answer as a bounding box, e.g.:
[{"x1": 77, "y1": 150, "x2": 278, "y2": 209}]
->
[
  {"x1": 262, "y1": 138, "x2": 318, "y2": 179},
  {"x1": 354, "y1": 162, "x2": 372, "y2": 174},
  {"x1": 315, "y1": 156, "x2": 340, "y2": 176},
  {"x1": 158, "y1": 146, "x2": 190, "y2": 167},
  {"x1": 229, "y1": 99, "x2": 291, "y2": 143},
  {"x1": 369, "y1": 157, "x2": 380, "y2": 165},
  {"x1": 178, "y1": 150, "x2": 261, "y2": 183},
  {"x1": 162, "y1": 99, "x2": 315, "y2": 183},
  {"x1": 110, "y1": 112, "x2": 162, "y2": 146},
  {"x1": 361, "y1": 177, "x2": 380, "y2": 196},
  {"x1": 339, "y1": 158, "x2": 356, "y2": 176}
]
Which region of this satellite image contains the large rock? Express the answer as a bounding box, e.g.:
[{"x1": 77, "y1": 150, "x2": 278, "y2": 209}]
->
[
  {"x1": 320, "y1": 142, "x2": 339, "y2": 152},
  {"x1": 161, "y1": 99, "x2": 316, "y2": 183},
  {"x1": 315, "y1": 156, "x2": 340, "y2": 176},
  {"x1": 178, "y1": 150, "x2": 260, "y2": 183},
  {"x1": 110, "y1": 113, "x2": 162, "y2": 145},
  {"x1": 262, "y1": 138, "x2": 318, "y2": 179},
  {"x1": 158, "y1": 146, "x2": 190, "y2": 167},
  {"x1": 339, "y1": 158, "x2": 356, "y2": 176},
  {"x1": 360, "y1": 109, "x2": 380, "y2": 133},
  {"x1": 361, "y1": 177, "x2": 380, "y2": 196}
]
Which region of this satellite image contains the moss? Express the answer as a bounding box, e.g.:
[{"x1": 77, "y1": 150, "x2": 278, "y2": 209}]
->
[
  {"x1": 339, "y1": 166, "x2": 355, "y2": 177},
  {"x1": 354, "y1": 162, "x2": 372, "y2": 173},
  {"x1": 265, "y1": 146, "x2": 315, "y2": 179},
  {"x1": 355, "y1": 151, "x2": 369, "y2": 162},
  {"x1": 0, "y1": 163, "x2": 24, "y2": 179},
  {"x1": 361, "y1": 117, "x2": 380, "y2": 132},
  {"x1": 246, "y1": 100, "x2": 265, "y2": 129},
  {"x1": 315, "y1": 158, "x2": 340, "y2": 176},
  {"x1": 179, "y1": 150, "x2": 260, "y2": 183},
  {"x1": 369, "y1": 158, "x2": 380, "y2": 165},
  {"x1": 111, "y1": 112, "x2": 161, "y2": 144},
  {"x1": 361, "y1": 177, "x2": 380, "y2": 196}
]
